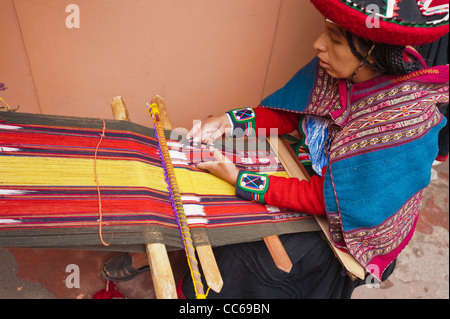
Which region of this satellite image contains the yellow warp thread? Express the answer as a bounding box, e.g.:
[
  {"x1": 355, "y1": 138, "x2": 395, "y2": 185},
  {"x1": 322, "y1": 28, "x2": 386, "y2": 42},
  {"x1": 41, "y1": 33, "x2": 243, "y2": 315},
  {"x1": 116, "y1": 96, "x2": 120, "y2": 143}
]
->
[
  {"x1": 0, "y1": 155, "x2": 275, "y2": 195},
  {"x1": 0, "y1": 156, "x2": 167, "y2": 189},
  {"x1": 173, "y1": 166, "x2": 289, "y2": 195}
]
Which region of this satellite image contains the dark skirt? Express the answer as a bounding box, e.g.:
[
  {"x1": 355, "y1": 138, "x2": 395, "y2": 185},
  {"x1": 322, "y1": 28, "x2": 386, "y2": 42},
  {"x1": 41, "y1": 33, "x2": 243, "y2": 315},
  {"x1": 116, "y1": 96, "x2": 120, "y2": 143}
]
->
[{"x1": 182, "y1": 231, "x2": 395, "y2": 299}]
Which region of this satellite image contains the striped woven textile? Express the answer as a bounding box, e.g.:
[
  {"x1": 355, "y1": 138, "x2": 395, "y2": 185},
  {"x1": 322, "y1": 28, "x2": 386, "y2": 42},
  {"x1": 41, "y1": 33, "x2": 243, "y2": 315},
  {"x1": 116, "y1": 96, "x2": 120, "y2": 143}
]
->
[{"x1": 0, "y1": 112, "x2": 318, "y2": 249}]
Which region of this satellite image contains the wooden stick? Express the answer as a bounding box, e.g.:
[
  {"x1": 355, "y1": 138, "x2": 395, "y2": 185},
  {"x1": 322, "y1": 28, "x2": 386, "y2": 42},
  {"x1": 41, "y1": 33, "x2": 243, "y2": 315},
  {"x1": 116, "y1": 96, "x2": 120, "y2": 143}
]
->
[
  {"x1": 151, "y1": 95, "x2": 172, "y2": 130},
  {"x1": 152, "y1": 95, "x2": 223, "y2": 293},
  {"x1": 149, "y1": 101, "x2": 205, "y2": 297},
  {"x1": 267, "y1": 135, "x2": 366, "y2": 280},
  {"x1": 111, "y1": 96, "x2": 130, "y2": 121},
  {"x1": 263, "y1": 235, "x2": 292, "y2": 273},
  {"x1": 110, "y1": 96, "x2": 178, "y2": 299},
  {"x1": 145, "y1": 242, "x2": 178, "y2": 299},
  {"x1": 193, "y1": 233, "x2": 223, "y2": 293}
]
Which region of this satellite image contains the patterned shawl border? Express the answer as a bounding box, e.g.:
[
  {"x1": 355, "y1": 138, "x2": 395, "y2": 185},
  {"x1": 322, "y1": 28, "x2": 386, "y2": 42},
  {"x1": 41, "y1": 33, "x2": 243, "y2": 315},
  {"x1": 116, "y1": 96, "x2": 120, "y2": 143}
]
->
[
  {"x1": 306, "y1": 67, "x2": 342, "y2": 116},
  {"x1": 325, "y1": 190, "x2": 423, "y2": 279},
  {"x1": 329, "y1": 101, "x2": 444, "y2": 162},
  {"x1": 343, "y1": 191, "x2": 423, "y2": 264},
  {"x1": 328, "y1": 79, "x2": 449, "y2": 162}
]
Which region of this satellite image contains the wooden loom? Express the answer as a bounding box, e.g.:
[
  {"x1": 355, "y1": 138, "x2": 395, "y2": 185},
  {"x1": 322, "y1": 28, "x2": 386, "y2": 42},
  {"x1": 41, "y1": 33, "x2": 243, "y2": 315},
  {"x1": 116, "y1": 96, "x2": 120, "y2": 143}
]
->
[
  {"x1": 0, "y1": 95, "x2": 365, "y2": 298},
  {"x1": 114, "y1": 95, "x2": 295, "y2": 297},
  {"x1": 114, "y1": 95, "x2": 365, "y2": 295}
]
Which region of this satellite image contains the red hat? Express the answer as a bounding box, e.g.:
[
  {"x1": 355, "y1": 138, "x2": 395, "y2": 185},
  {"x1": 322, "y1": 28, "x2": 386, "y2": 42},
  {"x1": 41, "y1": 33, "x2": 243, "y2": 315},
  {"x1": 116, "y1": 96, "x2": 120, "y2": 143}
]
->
[{"x1": 310, "y1": 0, "x2": 449, "y2": 45}]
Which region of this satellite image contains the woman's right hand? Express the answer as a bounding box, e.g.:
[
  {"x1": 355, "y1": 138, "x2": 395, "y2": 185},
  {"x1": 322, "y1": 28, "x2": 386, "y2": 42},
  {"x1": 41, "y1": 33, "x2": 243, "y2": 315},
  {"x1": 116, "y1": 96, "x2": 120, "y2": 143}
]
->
[{"x1": 186, "y1": 114, "x2": 231, "y2": 145}]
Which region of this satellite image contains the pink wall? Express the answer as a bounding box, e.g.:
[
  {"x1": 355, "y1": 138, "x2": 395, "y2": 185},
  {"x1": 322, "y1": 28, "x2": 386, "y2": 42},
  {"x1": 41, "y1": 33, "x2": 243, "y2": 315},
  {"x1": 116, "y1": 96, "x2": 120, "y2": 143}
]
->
[{"x1": 1, "y1": 0, "x2": 323, "y2": 130}]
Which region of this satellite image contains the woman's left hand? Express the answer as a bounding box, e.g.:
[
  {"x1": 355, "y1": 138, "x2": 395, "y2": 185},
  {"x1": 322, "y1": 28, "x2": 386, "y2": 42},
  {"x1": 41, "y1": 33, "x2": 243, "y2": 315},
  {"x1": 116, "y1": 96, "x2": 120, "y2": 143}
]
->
[{"x1": 196, "y1": 148, "x2": 239, "y2": 186}]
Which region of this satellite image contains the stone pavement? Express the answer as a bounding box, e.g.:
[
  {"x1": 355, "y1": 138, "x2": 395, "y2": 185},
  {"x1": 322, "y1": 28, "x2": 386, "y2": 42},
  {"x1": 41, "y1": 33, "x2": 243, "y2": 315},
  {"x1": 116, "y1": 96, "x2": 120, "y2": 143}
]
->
[{"x1": 0, "y1": 160, "x2": 448, "y2": 299}]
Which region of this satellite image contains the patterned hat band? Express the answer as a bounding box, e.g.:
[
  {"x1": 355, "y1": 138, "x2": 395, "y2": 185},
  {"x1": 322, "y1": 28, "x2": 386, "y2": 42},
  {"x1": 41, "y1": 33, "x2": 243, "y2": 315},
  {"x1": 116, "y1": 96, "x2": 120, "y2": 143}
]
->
[{"x1": 311, "y1": 0, "x2": 449, "y2": 45}]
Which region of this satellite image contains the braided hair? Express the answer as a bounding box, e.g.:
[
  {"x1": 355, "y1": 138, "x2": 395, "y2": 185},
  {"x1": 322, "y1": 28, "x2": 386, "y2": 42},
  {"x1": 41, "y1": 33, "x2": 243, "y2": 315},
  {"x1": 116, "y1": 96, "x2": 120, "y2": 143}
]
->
[{"x1": 346, "y1": 32, "x2": 423, "y2": 75}]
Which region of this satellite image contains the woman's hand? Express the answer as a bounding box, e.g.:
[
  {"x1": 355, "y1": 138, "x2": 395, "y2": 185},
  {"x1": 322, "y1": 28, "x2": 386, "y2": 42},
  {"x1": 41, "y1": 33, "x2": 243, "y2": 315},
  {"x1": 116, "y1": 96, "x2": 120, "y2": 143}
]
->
[
  {"x1": 196, "y1": 148, "x2": 239, "y2": 186},
  {"x1": 186, "y1": 114, "x2": 231, "y2": 145}
]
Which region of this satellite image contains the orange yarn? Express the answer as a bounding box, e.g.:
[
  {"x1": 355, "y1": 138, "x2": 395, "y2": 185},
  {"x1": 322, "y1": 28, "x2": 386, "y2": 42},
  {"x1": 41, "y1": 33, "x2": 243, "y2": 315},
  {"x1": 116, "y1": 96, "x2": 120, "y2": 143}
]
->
[{"x1": 94, "y1": 118, "x2": 109, "y2": 246}]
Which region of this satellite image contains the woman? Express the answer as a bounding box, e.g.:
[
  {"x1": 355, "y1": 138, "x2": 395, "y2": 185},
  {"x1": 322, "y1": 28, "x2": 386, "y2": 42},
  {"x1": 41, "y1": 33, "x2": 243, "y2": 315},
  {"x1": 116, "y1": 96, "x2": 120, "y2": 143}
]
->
[
  {"x1": 181, "y1": 0, "x2": 449, "y2": 298},
  {"x1": 104, "y1": 0, "x2": 448, "y2": 298}
]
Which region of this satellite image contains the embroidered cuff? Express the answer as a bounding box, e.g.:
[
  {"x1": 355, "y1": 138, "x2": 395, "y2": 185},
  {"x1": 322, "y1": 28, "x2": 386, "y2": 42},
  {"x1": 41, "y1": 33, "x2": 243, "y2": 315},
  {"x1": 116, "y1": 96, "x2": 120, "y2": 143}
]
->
[
  {"x1": 235, "y1": 170, "x2": 269, "y2": 204},
  {"x1": 226, "y1": 107, "x2": 256, "y2": 138}
]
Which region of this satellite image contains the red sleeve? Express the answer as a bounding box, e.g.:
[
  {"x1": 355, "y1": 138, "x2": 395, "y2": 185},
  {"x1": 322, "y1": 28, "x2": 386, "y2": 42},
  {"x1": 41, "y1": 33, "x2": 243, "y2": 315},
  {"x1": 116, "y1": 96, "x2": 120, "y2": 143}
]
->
[
  {"x1": 254, "y1": 107, "x2": 300, "y2": 136},
  {"x1": 264, "y1": 169, "x2": 326, "y2": 216}
]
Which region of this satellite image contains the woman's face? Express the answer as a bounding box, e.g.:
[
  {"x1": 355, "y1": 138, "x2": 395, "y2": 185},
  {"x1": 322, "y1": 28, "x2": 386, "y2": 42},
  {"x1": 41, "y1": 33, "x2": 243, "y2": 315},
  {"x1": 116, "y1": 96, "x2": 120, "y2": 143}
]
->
[{"x1": 313, "y1": 21, "x2": 364, "y2": 80}]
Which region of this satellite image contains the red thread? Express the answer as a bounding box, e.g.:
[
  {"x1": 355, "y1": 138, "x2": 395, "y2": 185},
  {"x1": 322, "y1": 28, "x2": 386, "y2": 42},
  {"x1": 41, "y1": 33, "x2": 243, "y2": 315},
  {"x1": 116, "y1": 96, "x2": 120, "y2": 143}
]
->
[
  {"x1": 94, "y1": 118, "x2": 109, "y2": 246},
  {"x1": 92, "y1": 280, "x2": 123, "y2": 299}
]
